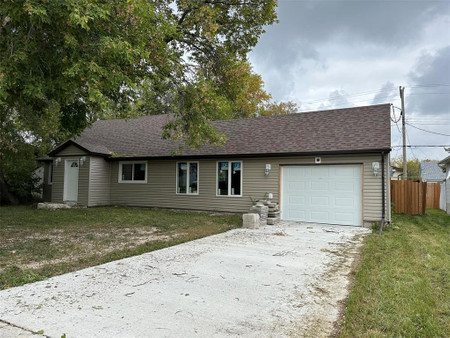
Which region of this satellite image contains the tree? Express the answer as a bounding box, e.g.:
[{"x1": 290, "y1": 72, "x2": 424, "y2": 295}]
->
[
  {"x1": 390, "y1": 157, "x2": 421, "y2": 180},
  {"x1": 261, "y1": 101, "x2": 298, "y2": 116},
  {"x1": 0, "y1": 0, "x2": 279, "y2": 204}
]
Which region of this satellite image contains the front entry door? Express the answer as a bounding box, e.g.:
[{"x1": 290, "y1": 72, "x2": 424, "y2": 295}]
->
[{"x1": 64, "y1": 159, "x2": 79, "y2": 202}]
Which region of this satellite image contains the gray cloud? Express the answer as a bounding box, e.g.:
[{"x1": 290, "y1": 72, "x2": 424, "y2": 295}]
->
[
  {"x1": 252, "y1": 1, "x2": 447, "y2": 69},
  {"x1": 407, "y1": 46, "x2": 450, "y2": 116},
  {"x1": 249, "y1": 1, "x2": 450, "y2": 159},
  {"x1": 372, "y1": 82, "x2": 396, "y2": 105}
]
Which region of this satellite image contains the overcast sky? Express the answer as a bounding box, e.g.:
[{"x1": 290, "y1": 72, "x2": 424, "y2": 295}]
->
[{"x1": 249, "y1": 0, "x2": 450, "y2": 160}]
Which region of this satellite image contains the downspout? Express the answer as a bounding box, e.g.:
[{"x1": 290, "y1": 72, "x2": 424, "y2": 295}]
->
[{"x1": 378, "y1": 151, "x2": 386, "y2": 235}]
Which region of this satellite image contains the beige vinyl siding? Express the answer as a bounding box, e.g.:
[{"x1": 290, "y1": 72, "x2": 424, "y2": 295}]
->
[
  {"x1": 109, "y1": 154, "x2": 390, "y2": 223},
  {"x1": 88, "y1": 157, "x2": 111, "y2": 206},
  {"x1": 56, "y1": 144, "x2": 87, "y2": 156},
  {"x1": 52, "y1": 159, "x2": 64, "y2": 203},
  {"x1": 77, "y1": 157, "x2": 89, "y2": 206},
  {"x1": 51, "y1": 157, "x2": 90, "y2": 206}
]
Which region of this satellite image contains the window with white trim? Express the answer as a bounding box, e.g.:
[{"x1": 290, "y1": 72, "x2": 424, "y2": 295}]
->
[
  {"x1": 217, "y1": 161, "x2": 242, "y2": 196},
  {"x1": 118, "y1": 162, "x2": 147, "y2": 183},
  {"x1": 177, "y1": 162, "x2": 198, "y2": 194}
]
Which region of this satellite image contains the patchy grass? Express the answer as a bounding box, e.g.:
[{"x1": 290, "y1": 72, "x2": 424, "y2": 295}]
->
[
  {"x1": 340, "y1": 209, "x2": 449, "y2": 337},
  {"x1": 0, "y1": 206, "x2": 241, "y2": 290}
]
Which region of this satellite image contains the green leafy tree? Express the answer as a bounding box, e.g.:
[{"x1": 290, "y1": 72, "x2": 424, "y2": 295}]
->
[
  {"x1": 0, "y1": 0, "x2": 279, "y2": 204},
  {"x1": 390, "y1": 157, "x2": 421, "y2": 180}
]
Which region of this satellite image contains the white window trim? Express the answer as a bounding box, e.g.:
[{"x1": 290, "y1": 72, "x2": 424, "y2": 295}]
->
[
  {"x1": 118, "y1": 161, "x2": 148, "y2": 183},
  {"x1": 176, "y1": 161, "x2": 199, "y2": 195},
  {"x1": 216, "y1": 160, "x2": 243, "y2": 197},
  {"x1": 48, "y1": 163, "x2": 53, "y2": 185}
]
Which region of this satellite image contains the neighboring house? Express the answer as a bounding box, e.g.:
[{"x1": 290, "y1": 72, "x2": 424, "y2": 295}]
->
[
  {"x1": 438, "y1": 156, "x2": 450, "y2": 214},
  {"x1": 419, "y1": 161, "x2": 446, "y2": 182},
  {"x1": 390, "y1": 165, "x2": 403, "y2": 180},
  {"x1": 41, "y1": 104, "x2": 392, "y2": 227}
]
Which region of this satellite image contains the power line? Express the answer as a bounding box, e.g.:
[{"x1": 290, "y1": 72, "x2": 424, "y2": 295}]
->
[
  {"x1": 405, "y1": 128, "x2": 418, "y2": 159},
  {"x1": 399, "y1": 86, "x2": 407, "y2": 179},
  {"x1": 297, "y1": 84, "x2": 450, "y2": 109},
  {"x1": 406, "y1": 123, "x2": 450, "y2": 137},
  {"x1": 299, "y1": 98, "x2": 400, "y2": 112},
  {"x1": 301, "y1": 87, "x2": 395, "y2": 105},
  {"x1": 391, "y1": 105, "x2": 401, "y2": 123},
  {"x1": 409, "y1": 83, "x2": 450, "y2": 88},
  {"x1": 407, "y1": 123, "x2": 450, "y2": 125},
  {"x1": 391, "y1": 145, "x2": 450, "y2": 148},
  {"x1": 408, "y1": 92, "x2": 450, "y2": 95},
  {"x1": 302, "y1": 95, "x2": 397, "y2": 108}
]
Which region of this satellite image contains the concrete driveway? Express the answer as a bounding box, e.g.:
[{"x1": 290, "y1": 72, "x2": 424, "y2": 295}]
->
[{"x1": 0, "y1": 222, "x2": 370, "y2": 338}]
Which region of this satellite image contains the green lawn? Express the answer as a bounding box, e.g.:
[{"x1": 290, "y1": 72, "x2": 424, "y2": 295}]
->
[
  {"x1": 0, "y1": 206, "x2": 241, "y2": 290},
  {"x1": 340, "y1": 209, "x2": 449, "y2": 337}
]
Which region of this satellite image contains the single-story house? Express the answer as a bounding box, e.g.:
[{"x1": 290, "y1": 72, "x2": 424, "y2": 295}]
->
[
  {"x1": 40, "y1": 104, "x2": 392, "y2": 226},
  {"x1": 390, "y1": 165, "x2": 403, "y2": 180},
  {"x1": 438, "y1": 156, "x2": 450, "y2": 214},
  {"x1": 419, "y1": 161, "x2": 446, "y2": 183}
]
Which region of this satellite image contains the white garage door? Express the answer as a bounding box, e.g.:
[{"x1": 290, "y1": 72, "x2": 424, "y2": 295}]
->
[{"x1": 281, "y1": 165, "x2": 362, "y2": 226}]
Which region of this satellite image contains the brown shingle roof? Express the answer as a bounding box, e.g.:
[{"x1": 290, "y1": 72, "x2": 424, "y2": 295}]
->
[{"x1": 51, "y1": 104, "x2": 391, "y2": 158}]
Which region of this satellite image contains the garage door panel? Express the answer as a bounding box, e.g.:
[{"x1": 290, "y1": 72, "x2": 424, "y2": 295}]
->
[
  {"x1": 311, "y1": 196, "x2": 329, "y2": 207},
  {"x1": 289, "y1": 196, "x2": 306, "y2": 207},
  {"x1": 334, "y1": 166, "x2": 357, "y2": 177},
  {"x1": 335, "y1": 197, "x2": 355, "y2": 207},
  {"x1": 334, "y1": 212, "x2": 355, "y2": 223},
  {"x1": 290, "y1": 182, "x2": 306, "y2": 190},
  {"x1": 311, "y1": 167, "x2": 329, "y2": 177},
  {"x1": 289, "y1": 210, "x2": 306, "y2": 219},
  {"x1": 310, "y1": 211, "x2": 330, "y2": 222},
  {"x1": 282, "y1": 165, "x2": 362, "y2": 226},
  {"x1": 335, "y1": 181, "x2": 357, "y2": 192},
  {"x1": 311, "y1": 181, "x2": 329, "y2": 190}
]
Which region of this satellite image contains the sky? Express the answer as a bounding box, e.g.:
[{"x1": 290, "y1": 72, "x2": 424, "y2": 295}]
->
[{"x1": 249, "y1": 0, "x2": 450, "y2": 160}]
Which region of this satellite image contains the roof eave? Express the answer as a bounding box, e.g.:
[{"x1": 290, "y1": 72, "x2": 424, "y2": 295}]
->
[
  {"x1": 438, "y1": 155, "x2": 450, "y2": 167},
  {"x1": 47, "y1": 139, "x2": 109, "y2": 158},
  {"x1": 105, "y1": 148, "x2": 392, "y2": 161}
]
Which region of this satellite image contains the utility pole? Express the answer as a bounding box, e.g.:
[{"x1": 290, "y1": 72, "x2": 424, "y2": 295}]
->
[{"x1": 399, "y1": 86, "x2": 407, "y2": 180}]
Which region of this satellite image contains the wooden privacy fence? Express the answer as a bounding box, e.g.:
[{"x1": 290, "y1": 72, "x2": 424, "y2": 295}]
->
[
  {"x1": 425, "y1": 182, "x2": 441, "y2": 209},
  {"x1": 391, "y1": 180, "x2": 427, "y2": 215}
]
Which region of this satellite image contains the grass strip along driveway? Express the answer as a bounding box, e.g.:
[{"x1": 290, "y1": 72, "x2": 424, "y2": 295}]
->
[
  {"x1": 340, "y1": 209, "x2": 449, "y2": 337},
  {"x1": 0, "y1": 206, "x2": 241, "y2": 290}
]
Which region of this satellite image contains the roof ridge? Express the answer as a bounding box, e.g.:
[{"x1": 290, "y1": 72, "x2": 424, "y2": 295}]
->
[
  {"x1": 48, "y1": 103, "x2": 391, "y2": 158},
  {"x1": 88, "y1": 103, "x2": 392, "y2": 125}
]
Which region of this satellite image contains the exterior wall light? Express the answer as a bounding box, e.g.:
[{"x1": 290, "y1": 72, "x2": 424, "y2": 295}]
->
[
  {"x1": 80, "y1": 156, "x2": 86, "y2": 166},
  {"x1": 265, "y1": 164, "x2": 271, "y2": 176},
  {"x1": 55, "y1": 157, "x2": 62, "y2": 166},
  {"x1": 372, "y1": 162, "x2": 380, "y2": 176}
]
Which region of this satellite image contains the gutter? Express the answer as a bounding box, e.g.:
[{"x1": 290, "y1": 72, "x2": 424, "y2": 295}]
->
[
  {"x1": 379, "y1": 151, "x2": 386, "y2": 235},
  {"x1": 105, "y1": 148, "x2": 392, "y2": 161}
]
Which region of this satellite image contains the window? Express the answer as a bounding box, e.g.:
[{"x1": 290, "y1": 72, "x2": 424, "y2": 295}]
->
[
  {"x1": 217, "y1": 161, "x2": 242, "y2": 196},
  {"x1": 118, "y1": 162, "x2": 147, "y2": 183},
  {"x1": 48, "y1": 164, "x2": 53, "y2": 184},
  {"x1": 177, "y1": 162, "x2": 198, "y2": 194}
]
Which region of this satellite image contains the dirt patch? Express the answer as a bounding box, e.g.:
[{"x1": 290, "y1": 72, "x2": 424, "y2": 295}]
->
[
  {"x1": 329, "y1": 234, "x2": 367, "y2": 337},
  {"x1": 0, "y1": 227, "x2": 176, "y2": 272},
  {"x1": 289, "y1": 233, "x2": 368, "y2": 337}
]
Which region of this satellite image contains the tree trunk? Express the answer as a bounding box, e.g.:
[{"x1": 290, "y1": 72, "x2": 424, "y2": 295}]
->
[{"x1": 0, "y1": 154, "x2": 19, "y2": 205}]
